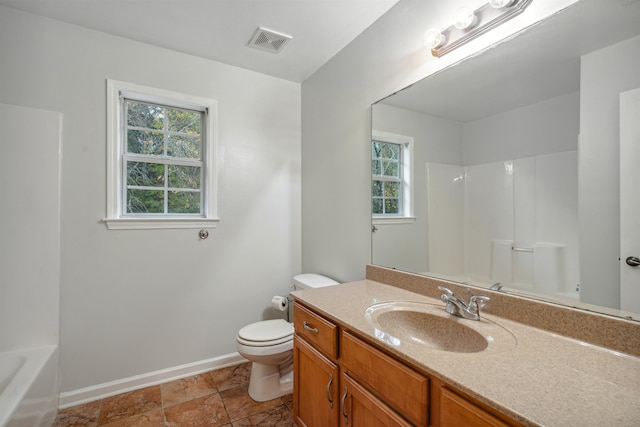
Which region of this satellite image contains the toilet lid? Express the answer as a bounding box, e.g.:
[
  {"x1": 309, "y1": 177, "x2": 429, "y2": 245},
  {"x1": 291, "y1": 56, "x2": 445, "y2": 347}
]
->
[{"x1": 238, "y1": 319, "x2": 294, "y2": 343}]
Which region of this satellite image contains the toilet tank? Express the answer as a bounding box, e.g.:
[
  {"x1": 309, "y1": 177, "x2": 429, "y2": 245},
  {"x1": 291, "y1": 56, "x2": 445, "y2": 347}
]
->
[{"x1": 292, "y1": 273, "x2": 339, "y2": 290}]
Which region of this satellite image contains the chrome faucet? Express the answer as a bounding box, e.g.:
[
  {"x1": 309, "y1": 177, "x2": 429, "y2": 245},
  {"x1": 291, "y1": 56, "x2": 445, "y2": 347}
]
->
[{"x1": 438, "y1": 286, "x2": 490, "y2": 321}]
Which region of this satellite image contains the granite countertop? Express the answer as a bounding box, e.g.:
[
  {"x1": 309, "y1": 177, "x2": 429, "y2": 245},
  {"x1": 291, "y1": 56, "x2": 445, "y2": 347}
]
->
[{"x1": 291, "y1": 280, "x2": 640, "y2": 427}]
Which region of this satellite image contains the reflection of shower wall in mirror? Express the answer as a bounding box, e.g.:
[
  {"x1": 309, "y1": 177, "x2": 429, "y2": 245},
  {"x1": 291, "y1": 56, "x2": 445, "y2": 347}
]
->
[
  {"x1": 426, "y1": 150, "x2": 579, "y2": 297},
  {"x1": 513, "y1": 157, "x2": 535, "y2": 288},
  {"x1": 490, "y1": 240, "x2": 513, "y2": 285},
  {"x1": 534, "y1": 244, "x2": 567, "y2": 296},
  {"x1": 426, "y1": 162, "x2": 464, "y2": 276},
  {"x1": 464, "y1": 160, "x2": 514, "y2": 281}
]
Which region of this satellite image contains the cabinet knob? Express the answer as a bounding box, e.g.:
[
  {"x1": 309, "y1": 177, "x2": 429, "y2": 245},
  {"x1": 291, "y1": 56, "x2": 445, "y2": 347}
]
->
[{"x1": 303, "y1": 321, "x2": 319, "y2": 334}]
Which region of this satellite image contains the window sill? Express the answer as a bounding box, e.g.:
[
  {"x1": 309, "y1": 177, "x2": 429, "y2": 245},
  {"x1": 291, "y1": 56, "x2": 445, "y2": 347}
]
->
[
  {"x1": 103, "y1": 217, "x2": 221, "y2": 230},
  {"x1": 372, "y1": 216, "x2": 416, "y2": 225}
]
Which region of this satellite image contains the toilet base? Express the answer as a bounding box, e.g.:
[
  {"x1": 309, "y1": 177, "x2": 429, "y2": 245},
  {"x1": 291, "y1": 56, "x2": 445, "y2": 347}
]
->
[{"x1": 247, "y1": 360, "x2": 293, "y2": 402}]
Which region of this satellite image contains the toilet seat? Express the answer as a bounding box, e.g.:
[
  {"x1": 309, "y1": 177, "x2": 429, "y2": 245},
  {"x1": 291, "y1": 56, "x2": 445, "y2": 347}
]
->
[{"x1": 237, "y1": 319, "x2": 293, "y2": 347}]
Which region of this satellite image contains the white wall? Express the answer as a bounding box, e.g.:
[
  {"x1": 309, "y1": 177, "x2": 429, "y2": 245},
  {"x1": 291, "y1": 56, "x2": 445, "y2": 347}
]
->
[
  {"x1": 301, "y1": 0, "x2": 579, "y2": 282},
  {"x1": 371, "y1": 103, "x2": 462, "y2": 273},
  {"x1": 0, "y1": 6, "x2": 301, "y2": 394},
  {"x1": 0, "y1": 104, "x2": 61, "y2": 352},
  {"x1": 579, "y1": 34, "x2": 640, "y2": 308},
  {"x1": 463, "y1": 92, "x2": 579, "y2": 165}
]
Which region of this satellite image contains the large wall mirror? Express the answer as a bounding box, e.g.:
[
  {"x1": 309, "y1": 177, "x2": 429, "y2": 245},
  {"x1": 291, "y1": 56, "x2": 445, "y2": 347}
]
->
[{"x1": 372, "y1": 0, "x2": 640, "y2": 321}]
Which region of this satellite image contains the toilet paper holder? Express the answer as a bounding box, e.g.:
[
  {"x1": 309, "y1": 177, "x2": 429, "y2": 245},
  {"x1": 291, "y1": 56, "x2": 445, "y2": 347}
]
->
[{"x1": 272, "y1": 295, "x2": 293, "y2": 322}]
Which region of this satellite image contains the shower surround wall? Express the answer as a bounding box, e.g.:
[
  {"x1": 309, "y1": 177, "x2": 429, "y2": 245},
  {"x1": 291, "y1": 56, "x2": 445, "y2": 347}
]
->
[
  {"x1": 0, "y1": 103, "x2": 61, "y2": 353},
  {"x1": 0, "y1": 103, "x2": 61, "y2": 426}
]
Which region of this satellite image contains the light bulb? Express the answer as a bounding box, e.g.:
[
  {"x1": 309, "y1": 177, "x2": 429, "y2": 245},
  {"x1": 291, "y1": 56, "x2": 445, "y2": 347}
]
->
[
  {"x1": 423, "y1": 28, "x2": 446, "y2": 50},
  {"x1": 453, "y1": 7, "x2": 477, "y2": 30},
  {"x1": 489, "y1": 0, "x2": 516, "y2": 8}
]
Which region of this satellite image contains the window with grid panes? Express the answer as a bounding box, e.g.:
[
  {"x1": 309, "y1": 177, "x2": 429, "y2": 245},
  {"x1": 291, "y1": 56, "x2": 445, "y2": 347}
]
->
[
  {"x1": 124, "y1": 99, "x2": 203, "y2": 215},
  {"x1": 371, "y1": 130, "x2": 414, "y2": 224},
  {"x1": 372, "y1": 140, "x2": 402, "y2": 215},
  {"x1": 105, "y1": 80, "x2": 219, "y2": 230}
]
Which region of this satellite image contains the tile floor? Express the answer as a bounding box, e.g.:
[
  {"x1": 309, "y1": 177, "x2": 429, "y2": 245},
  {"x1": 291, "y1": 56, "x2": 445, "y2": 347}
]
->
[{"x1": 53, "y1": 362, "x2": 295, "y2": 427}]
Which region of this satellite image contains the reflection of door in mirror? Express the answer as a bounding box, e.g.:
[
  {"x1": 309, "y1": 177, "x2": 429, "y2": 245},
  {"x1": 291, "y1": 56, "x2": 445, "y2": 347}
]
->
[{"x1": 620, "y1": 88, "x2": 640, "y2": 313}]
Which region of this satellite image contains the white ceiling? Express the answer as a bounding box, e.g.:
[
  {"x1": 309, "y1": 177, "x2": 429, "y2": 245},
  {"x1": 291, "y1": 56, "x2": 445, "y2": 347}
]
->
[{"x1": 0, "y1": 0, "x2": 400, "y2": 82}]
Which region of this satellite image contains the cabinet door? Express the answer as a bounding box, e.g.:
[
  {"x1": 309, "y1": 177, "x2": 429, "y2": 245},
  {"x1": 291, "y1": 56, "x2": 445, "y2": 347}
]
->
[
  {"x1": 341, "y1": 331, "x2": 428, "y2": 426},
  {"x1": 441, "y1": 388, "x2": 512, "y2": 427},
  {"x1": 341, "y1": 373, "x2": 412, "y2": 427},
  {"x1": 294, "y1": 336, "x2": 339, "y2": 427}
]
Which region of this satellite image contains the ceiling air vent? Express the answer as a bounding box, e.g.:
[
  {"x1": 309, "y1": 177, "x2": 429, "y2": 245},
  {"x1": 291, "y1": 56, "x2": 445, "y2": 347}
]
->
[{"x1": 249, "y1": 27, "x2": 292, "y2": 53}]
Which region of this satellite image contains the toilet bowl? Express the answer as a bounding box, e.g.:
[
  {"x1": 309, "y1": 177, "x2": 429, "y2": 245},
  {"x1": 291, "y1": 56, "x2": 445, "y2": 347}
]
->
[
  {"x1": 236, "y1": 273, "x2": 339, "y2": 402},
  {"x1": 236, "y1": 319, "x2": 294, "y2": 401}
]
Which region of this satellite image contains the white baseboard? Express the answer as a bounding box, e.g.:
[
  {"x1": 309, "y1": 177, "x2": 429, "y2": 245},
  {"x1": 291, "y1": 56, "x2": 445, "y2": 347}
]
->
[{"x1": 58, "y1": 352, "x2": 247, "y2": 409}]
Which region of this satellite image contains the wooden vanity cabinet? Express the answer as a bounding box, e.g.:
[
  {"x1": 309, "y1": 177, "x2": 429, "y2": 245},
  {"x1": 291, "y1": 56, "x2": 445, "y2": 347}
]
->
[
  {"x1": 293, "y1": 301, "x2": 522, "y2": 427},
  {"x1": 293, "y1": 304, "x2": 340, "y2": 427}
]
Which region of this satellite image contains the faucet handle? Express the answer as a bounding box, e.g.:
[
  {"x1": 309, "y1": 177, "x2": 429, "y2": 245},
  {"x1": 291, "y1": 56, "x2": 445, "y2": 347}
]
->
[
  {"x1": 469, "y1": 295, "x2": 490, "y2": 310},
  {"x1": 437, "y1": 286, "x2": 454, "y2": 303},
  {"x1": 438, "y1": 286, "x2": 454, "y2": 296}
]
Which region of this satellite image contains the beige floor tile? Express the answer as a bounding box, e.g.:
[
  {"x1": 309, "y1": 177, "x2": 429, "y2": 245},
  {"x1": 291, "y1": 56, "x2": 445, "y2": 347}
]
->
[
  {"x1": 97, "y1": 386, "x2": 162, "y2": 425},
  {"x1": 53, "y1": 400, "x2": 101, "y2": 427},
  {"x1": 99, "y1": 408, "x2": 164, "y2": 427},
  {"x1": 162, "y1": 372, "x2": 217, "y2": 407},
  {"x1": 231, "y1": 405, "x2": 295, "y2": 426},
  {"x1": 54, "y1": 363, "x2": 295, "y2": 427},
  {"x1": 280, "y1": 393, "x2": 293, "y2": 411},
  {"x1": 212, "y1": 363, "x2": 251, "y2": 392},
  {"x1": 220, "y1": 384, "x2": 283, "y2": 422},
  {"x1": 164, "y1": 393, "x2": 230, "y2": 427}
]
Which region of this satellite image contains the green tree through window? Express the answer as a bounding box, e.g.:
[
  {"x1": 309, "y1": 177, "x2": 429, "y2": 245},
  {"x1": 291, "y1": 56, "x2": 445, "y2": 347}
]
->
[
  {"x1": 372, "y1": 140, "x2": 402, "y2": 215},
  {"x1": 124, "y1": 100, "x2": 203, "y2": 214}
]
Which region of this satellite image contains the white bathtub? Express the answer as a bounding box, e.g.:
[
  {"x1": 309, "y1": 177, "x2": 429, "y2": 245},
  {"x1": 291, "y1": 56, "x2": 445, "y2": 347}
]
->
[{"x1": 0, "y1": 346, "x2": 58, "y2": 427}]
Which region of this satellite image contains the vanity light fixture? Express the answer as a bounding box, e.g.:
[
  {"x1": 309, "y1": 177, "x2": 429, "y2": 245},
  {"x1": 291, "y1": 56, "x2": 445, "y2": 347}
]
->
[
  {"x1": 453, "y1": 7, "x2": 478, "y2": 30},
  {"x1": 489, "y1": 0, "x2": 517, "y2": 8},
  {"x1": 426, "y1": 0, "x2": 533, "y2": 57},
  {"x1": 423, "y1": 28, "x2": 447, "y2": 50}
]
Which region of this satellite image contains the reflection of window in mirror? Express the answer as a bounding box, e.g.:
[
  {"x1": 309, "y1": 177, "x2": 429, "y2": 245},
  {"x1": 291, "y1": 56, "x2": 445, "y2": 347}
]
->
[{"x1": 371, "y1": 130, "x2": 414, "y2": 224}]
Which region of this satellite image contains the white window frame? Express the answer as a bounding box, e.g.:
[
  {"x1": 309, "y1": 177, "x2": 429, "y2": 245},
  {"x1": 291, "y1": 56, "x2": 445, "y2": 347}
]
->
[
  {"x1": 372, "y1": 130, "x2": 415, "y2": 225},
  {"x1": 104, "y1": 79, "x2": 220, "y2": 230}
]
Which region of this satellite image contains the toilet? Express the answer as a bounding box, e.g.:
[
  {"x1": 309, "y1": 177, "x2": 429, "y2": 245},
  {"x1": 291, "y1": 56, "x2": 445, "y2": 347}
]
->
[{"x1": 236, "y1": 273, "x2": 339, "y2": 402}]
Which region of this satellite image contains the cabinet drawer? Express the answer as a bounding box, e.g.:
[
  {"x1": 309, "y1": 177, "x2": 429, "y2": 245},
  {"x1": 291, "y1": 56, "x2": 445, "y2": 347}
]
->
[
  {"x1": 341, "y1": 331, "x2": 428, "y2": 426},
  {"x1": 294, "y1": 303, "x2": 338, "y2": 360}
]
